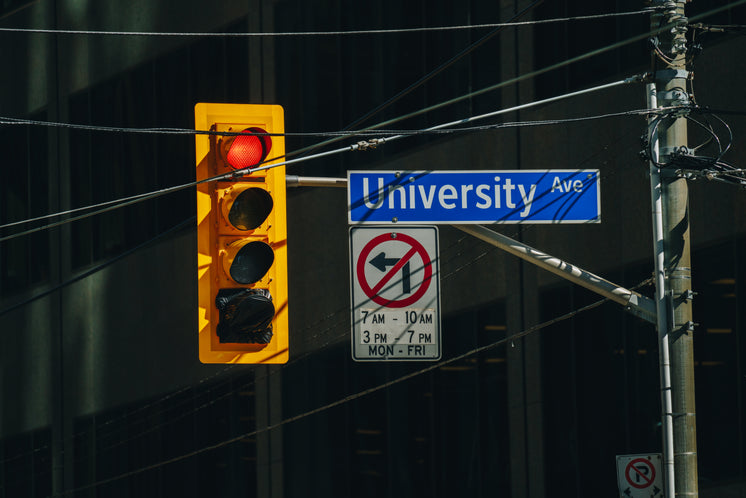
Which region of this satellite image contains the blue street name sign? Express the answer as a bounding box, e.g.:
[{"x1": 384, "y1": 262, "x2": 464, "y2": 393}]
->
[{"x1": 348, "y1": 170, "x2": 601, "y2": 224}]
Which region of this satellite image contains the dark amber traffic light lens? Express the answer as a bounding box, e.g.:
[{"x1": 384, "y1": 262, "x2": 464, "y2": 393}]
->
[{"x1": 228, "y1": 187, "x2": 273, "y2": 231}]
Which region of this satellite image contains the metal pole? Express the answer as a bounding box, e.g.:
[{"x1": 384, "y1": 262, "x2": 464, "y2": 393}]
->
[
  {"x1": 647, "y1": 82, "x2": 676, "y2": 498},
  {"x1": 651, "y1": 1, "x2": 699, "y2": 495},
  {"x1": 285, "y1": 175, "x2": 348, "y2": 188}
]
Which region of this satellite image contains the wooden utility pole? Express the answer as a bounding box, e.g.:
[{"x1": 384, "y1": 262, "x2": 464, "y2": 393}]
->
[{"x1": 650, "y1": 1, "x2": 698, "y2": 496}]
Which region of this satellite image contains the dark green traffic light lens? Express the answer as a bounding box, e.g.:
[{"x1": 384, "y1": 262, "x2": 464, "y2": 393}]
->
[{"x1": 229, "y1": 240, "x2": 274, "y2": 284}]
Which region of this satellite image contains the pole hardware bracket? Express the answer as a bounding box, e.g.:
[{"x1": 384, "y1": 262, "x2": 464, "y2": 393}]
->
[
  {"x1": 681, "y1": 289, "x2": 697, "y2": 302},
  {"x1": 663, "y1": 170, "x2": 694, "y2": 180},
  {"x1": 661, "y1": 145, "x2": 694, "y2": 157},
  {"x1": 670, "y1": 288, "x2": 697, "y2": 305},
  {"x1": 678, "y1": 321, "x2": 697, "y2": 333},
  {"x1": 652, "y1": 146, "x2": 697, "y2": 175},
  {"x1": 671, "y1": 35, "x2": 688, "y2": 56},
  {"x1": 657, "y1": 89, "x2": 690, "y2": 107},
  {"x1": 657, "y1": 89, "x2": 691, "y2": 119},
  {"x1": 654, "y1": 69, "x2": 691, "y2": 84},
  {"x1": 649, "y1": 0, "x2": 679, "y2": 12},
  {"x1": 674, "y1": 169, "x2": 697, "y2": 180}
]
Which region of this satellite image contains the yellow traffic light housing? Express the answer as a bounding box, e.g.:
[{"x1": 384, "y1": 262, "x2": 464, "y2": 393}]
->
[{"x1": 195, "y1": 103, "x2": 288, "y2": 364}]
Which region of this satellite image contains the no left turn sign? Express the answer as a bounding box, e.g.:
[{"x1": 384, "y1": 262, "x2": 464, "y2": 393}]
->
[{"x1": 349, "y1": 226, "x2": 441, "y2": 361}]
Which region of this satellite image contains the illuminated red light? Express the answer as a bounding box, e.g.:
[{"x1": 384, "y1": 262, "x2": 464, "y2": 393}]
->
[{"x1": 224, "y1": 127, "x2": 272, "y2": 170}]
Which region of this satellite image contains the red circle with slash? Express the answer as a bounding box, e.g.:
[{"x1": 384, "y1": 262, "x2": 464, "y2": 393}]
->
[
  {"x1": 625, "y1": 457, "x2": 656, "y2": 489},
  {"x1": 356, "y1": 232, "x2": 432, "y2": 308}
]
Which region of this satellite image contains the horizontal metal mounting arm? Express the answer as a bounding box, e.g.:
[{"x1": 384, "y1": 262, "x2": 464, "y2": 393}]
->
[
  {"x1": 286, "y1": 175, "x2": 348, "y2": 188},
  {"x1": 455, "y1": 224, "x2": 657, "y2": 324}
]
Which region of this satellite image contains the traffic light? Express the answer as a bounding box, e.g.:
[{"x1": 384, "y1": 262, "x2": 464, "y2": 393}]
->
[{"x1": 195, "y1": 103, "x2": 288, "y2": 364}]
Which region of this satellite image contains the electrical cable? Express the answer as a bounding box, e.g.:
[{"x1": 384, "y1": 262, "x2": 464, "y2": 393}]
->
[
  {"x1": 0, "y1": 201, "x2": 505, "y2": 465},
  {"x1": 1, "y1": 18, "x2": 743, "y2": 498},
  {"x1": 0, "y1": 201, "x2": 503, "y2": 465},
  {"x1": 0, "y1": 9, "x2": 654, "y2": 38},
  {"x1": 0, "y1": 100, "x2": 690, "y2": 245},
  {"x1": 9, "y1": 169, "x2": 641, "y2": 479},
  {"x1": 0, "y1": 180, "x2": 197, "y2": 243},
  {"x1": 3, "y1": 0, "x2": 741, "y2": 202},
  {"x1": 0, "y1": 134, "x2": 636, "y2": 469},
  {"x1": 3, "y1": 1, "x2": 745, "y2": 477},
  {"x1": 285, "y1": 0, "x2": 744, "y2": 167},
  {"x1": 0, "y1": 78, "x2": 648, "y2": 242},
  {"x1": 0, "y1": 105, "x2": 654, "y2": 140},
  {"x1": 46, "y1": 276, "x2": 653, "y2": 497},
  {"x1": 0, "y1": 50, "x2": 648, "y2": 467},
  {"x1": 0, "y1": 217, "x2": 194, "y2": 318},
  {"x1": 313, "y1": 0, "x2": 543, "y2": 148},
  {"x1": 0, "y1": 3, "x2": 692, "y2": 165},
  {"x1": 0, "y1": 1, "x2": 742, "y2": 195},
  {"x1": 4, "y1": 16, "x2": 738, "y2": 463},
  {"x1": 645, "y1": 105, "x2": 744, "y2": 186},
  {"x1": 58, "y1": 114, "x2": 650, "y2": 474},
  {"x1": 690, "y1": 23, "x2": 746, "y2": 33}
]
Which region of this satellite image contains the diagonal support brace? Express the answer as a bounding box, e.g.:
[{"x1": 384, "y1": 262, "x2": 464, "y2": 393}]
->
[{"x1": 454, "y1": 224, "x2": 657, "y2": 324}]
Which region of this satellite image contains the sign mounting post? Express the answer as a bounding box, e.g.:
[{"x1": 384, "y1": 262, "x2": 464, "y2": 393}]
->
[{"x1": 349, "y1": 226, "x2": 441, "y2": 361}]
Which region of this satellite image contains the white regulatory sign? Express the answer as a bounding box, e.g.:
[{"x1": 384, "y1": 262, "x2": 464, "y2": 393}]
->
[
  {"x1": 349, "y1": 226, "x2": 441, "y2": 361},
  {"x1": 616, "y1": 454, "x2": 663, "y2": 498}
]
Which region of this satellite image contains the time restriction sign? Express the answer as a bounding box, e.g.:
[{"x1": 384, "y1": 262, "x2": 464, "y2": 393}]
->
[{"x1": 349, "y1": 226, "x2": 441, "y2": 361}]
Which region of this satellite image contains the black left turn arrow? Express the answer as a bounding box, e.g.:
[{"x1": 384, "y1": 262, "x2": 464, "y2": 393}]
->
[{"x1": 369, "y1": 252, "x2": 399, "y2": 272}]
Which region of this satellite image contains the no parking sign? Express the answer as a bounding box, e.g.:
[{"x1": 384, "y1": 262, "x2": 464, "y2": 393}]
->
[{"x1": 616, "y1": 454, "x2": 663, "y2": 497}]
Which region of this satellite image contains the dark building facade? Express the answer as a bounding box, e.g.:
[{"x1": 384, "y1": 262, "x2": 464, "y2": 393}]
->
[{"x1": 1, "y1": 0, "x2": 745, "y2": 497}]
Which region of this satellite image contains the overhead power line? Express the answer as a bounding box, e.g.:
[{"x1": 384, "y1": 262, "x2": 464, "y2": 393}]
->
[
  {"x1": 1, "y1": 1, "x2": 744, "y2": 489},
  {"x1": 0, "y1": 9, "x2": 653, "y2": 38},
  {"x1": 0, "y1": 135, "x2": 634, "y2": 473},
  {"x1": 2, "y1": 0, "x2": 743, "y2": 241},
  {"x1": 335, "y1": 0, "x2": 541, "y2": 134},
  {"x1": 0, "y1": 124, "x2": 653, "y2": 470},
  {"x1": 51, "y1": 277, "x2": 654, "y2": 497},
  {"x1": 0, "y1": 146, "x2": 641, "y2": 469},
  {"x1": 0, "y1": 79, "x2": 649, "y2": 243},
  {"x1": 3, "y1": 1, "x2": 741, "y2": 144},
  {"x1": 0, "y1": 103, "x2": 654, "y2": 140}
]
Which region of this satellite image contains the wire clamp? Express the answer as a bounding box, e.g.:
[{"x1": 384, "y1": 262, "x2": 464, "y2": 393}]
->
[
  {"x1": 664, "y1": 145, "x2": 694, "y2": 157},
  {"x1": 355, "y1": 138, "x2": 385, "y2": 151},
  {"x1": 658, "y1": 89, "x2": 690, "y2": 107},
  {"x1": 654, "y1": 69, "x2": 691, "y2": 84}
]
